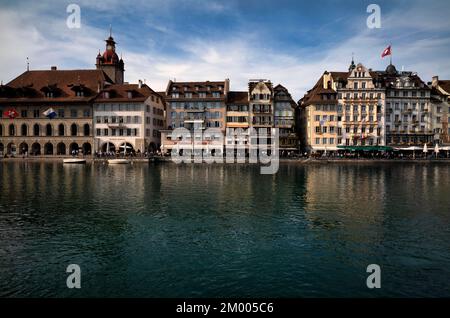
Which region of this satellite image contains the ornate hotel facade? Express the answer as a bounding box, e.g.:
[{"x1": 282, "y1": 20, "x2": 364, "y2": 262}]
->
[{"x1": 299, "y1": 60, "x2": 450, "y2": 153}]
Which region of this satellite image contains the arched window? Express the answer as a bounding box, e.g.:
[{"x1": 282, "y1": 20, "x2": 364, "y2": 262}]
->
[
  {"x1": 21, "y1": 124, "x2": 28, "y2": 136},
  {"x1": 33, "y1": 124, "x2": 40, "y2": 136},
  {"x1": 9, "y1": 124, "x2": 15, "y2": 136},
  {"x1": 71, "y1": 124, "x2": 78, "y2": 136},
  {"x1": 58, "y1": 124, "x2": 65, "y2": 136},
  {"x1": 46, "y1": 124, "x2": 52, "y2": 136},
  {"x1": 83, "y1": 124, "x2": 90, "y2": 136},
  {"x1": 0, "y1": 124, "x2": 3, "y2": 136}
]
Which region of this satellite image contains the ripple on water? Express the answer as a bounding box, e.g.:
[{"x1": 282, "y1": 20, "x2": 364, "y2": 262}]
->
[{"x1": 0, "y1": 162, "x2": 450, "y2": 297}]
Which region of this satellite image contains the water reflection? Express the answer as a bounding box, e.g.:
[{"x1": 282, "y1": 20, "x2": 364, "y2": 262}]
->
[{"x1": 0, "y1": 162, "x2": 449, "y2": 297}]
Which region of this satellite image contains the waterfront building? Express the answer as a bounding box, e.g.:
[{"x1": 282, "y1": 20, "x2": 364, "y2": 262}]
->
[
  {"x1": 0, "y1": 68, "x2": 110, "y2": 156},
  {"x1": 338, "y1": 62, "x2": 385, "y2": 148},
  {"x1": 298, "y1": 71, "x2": 341, "y2": 153},
  {"x1": 248, "y1": 80, "x2": 274, "y2": 155},
  {"x1": 299, "y1": 60, "x2": 440, "y2": 153},
  {"x1": 93, "y1": 81, "x2": 165, "y2": 154},
  {"x1": 380, "y1": 65, "x2": 433, "y2": 147},
  {"x1": 160, "y1": 80, "x2": 229, "y2": 155},
  {"x1": 430, "y1": 76, "x2": 450, "y2": 145},
  {"x1": 225, "y1": 91, "x2": 250, "y2": 157},
  {"x1": 273, "y1": 84, "x2": 299, "y2": 154},
  {"x1": 0, "y1": 31, "x2": 127, "y2": 157}
]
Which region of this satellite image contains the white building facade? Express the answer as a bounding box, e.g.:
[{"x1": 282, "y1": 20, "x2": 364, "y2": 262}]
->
[{"x1": 93, "y1": 83, "x2": 165, "y2": 154}]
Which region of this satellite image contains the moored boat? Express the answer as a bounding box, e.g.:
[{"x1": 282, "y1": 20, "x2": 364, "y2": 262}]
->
[
  {"x1": 108, "y1": 158, "x2": 131, "y2": 164},
  {"x1": 63, "y1": 158, "x2": 87, "y2": 164}
]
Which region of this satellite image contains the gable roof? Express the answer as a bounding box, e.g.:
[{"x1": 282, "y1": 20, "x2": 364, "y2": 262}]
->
[
  {"x1": 0, "y1": 69, "x2": 113, "y2": 103},
  {"x1": 227, "y1": 91, "x2": 248, "y2": 104},
  {"x1": 94, "y1": 83, "x2": 157, "y2": 103},
  {"x1": 438, "y1": 80, "x2": 450, "y2": 94}
]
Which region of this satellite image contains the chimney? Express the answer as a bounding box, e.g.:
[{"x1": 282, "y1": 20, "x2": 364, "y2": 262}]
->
[
  {"x1": 432, "y1": 76, "x2": 439, "y2": 87},
  {"x1": 51, "y1": 66, "x2": 57, "y2": 71},
  {"x1": 138, "y1": 79, "x2": 143, "y2": 89}
]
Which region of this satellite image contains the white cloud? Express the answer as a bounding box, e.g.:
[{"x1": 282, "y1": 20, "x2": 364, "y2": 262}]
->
[{"x1": 1, "y1": 0, "x2": 450, "y2": 101}]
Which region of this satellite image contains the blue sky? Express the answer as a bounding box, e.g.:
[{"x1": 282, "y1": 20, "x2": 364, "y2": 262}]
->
[{"x1": 1, "y1": 0, "x2": 450, "y2": 99}]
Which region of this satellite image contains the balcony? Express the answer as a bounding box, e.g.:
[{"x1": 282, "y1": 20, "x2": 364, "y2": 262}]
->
[
  {"x1": 185, "y1": 108, "x2": 206, "y2": 113},
  {"x1": 107, "y1": 123, "x2": 129, "y2": 129}
]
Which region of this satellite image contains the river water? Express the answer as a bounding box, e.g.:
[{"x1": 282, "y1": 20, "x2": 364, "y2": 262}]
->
[{"x1": 0, "y1": 161, "x2": 449, "y2": 297}]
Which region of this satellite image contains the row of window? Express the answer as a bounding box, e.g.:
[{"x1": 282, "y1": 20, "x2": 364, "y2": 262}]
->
[
  {"x1": 96, "y1": 116, "x2": 140, "y2": 124},
  {"x1": 0, "y1": 109, "x2": 91, "y2": 119},
  {"x1": 315, "y1": 138, "x2": 381, "y2": 145},
  {"x1": 170, "y1": 102, "x2": 223, "y2": 109},
  {"x1": 0, "y1": 123, "x2": 90, "y2": 137},
  {"x1": 340, "y1": 92, "x2": 383, "y2": 100},
  {"x1": 170, "y1": 112, "x2": 223, "y2": 119},
  {"x1": 275, "y1": 119, "x2": 294, "y2": 126},
  {"x1": 387, "y1": 90, "x2": 429, "y2": 97},
  {"x1": 94, "y1": 116, "x2": 164, "y2": 127},
  {"x1": 95, "y1": 128, "x2": 161, "y2": 138},
  {"x1": 171, "y1": 92, "x2": 221, "y2": 99},
  {"x1": 316, "y1": 126, "x2": 382, "y2": 135},
  {"x1": 172, "y1": 85, "x2": 223, "y2": 92},
  {"x1": 386, "y1": 102, "x2": 430, "y2": 111},
  {"x1": 226, "y1": 116, "x2": 248, "y2": 123},
  {"x1": 252, "y1": 105, "x2": 272, "y2": 113},
  {"x1": 227, "y1": 105, "x2": 249, "y2": 112},
  {"x1": 95, "y1": 103, "x2": 162, "y2": 112},
  {"x1": 96, "y1": 128, "x2": 139, "y2": 137},
  {"x1": 315, "y1": 114, "x2": 382, "y2": 122},
  {"x1": 250, "y1": 94, "x2": 271, "y2": 101},
  {"x1": 386, "y1": 126, "x2": 432, "y2": 133},
  {"x1": 170, "y1": 121, "x2": 223, "y2": 128}
]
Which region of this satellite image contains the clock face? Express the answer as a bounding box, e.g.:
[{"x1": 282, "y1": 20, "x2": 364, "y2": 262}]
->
[{"x1": 107, "y1": 44, "x2": 113, "y2": 50}]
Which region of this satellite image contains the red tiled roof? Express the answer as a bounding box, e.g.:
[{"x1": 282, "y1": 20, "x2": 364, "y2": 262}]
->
[
  {"x1": 300, "y1": 74, "x2": 339, "y2": 106},
  {"x1": 0, "y1": 69, "x2": 112, "y2": 103},
  {"x1": 227, "y1": 91, "x2": 248, "y2": 104},
  {"x1": 94, "y1": 83, "x2": 156, "y2": 102},
  {"x1": 438, "y1": 80, "x2": 450, "y2": 94}
]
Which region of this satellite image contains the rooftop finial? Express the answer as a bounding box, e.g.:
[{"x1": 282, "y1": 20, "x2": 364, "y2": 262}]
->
[
  {"x1": 27, "y1": 57, "x2": 29, "y2": 71},
  {"x1": 349, "y1": 53, "x2": 356, "y2": 71},
  {"x1": 109, "y1": 24, "x2": 112, "y2": 37}
]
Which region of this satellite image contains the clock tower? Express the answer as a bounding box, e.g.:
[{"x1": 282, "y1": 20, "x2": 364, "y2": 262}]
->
[{"x1": 96, "y1": 28, "x2": 124, "y2": 84}]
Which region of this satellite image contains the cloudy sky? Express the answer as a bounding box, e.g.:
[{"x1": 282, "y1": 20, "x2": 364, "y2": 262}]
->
[{"x1": 1, "y1": 0, "x2": 450, "y2": 100}]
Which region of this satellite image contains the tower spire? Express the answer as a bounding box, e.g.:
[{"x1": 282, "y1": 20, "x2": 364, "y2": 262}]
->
[
  {"x1": 349, "y1": 52, "x2": 356, "y2": 72},
  {"x1": 109, "y1": 24, "x2": 112, "y2": 38}
]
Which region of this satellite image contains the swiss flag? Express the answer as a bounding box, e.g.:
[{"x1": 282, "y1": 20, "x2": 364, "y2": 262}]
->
[
  {"x1": 3, "y1": 108, "x2": 19, "y2": 119},
  {"x1": 381, "y1": 45, "x2": 391, "y2": 58}
]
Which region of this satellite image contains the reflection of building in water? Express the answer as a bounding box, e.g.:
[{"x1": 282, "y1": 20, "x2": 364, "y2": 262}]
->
[{"x1": 302, "y1": 165, "x2": 387, "y2": 231}]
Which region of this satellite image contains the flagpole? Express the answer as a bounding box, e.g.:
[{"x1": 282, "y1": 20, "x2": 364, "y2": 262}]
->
[{"x1": 390, "y1": 43, "x2": 392, "y2": 65}]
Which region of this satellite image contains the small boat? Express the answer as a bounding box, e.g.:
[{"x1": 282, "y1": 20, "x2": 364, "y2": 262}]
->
[
  {"x1": 108, "y1": 158, "x2": 131, "y2": 165},
  {"x1": 63, "y1": 158, "x2": 86, "y2": 164}
]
